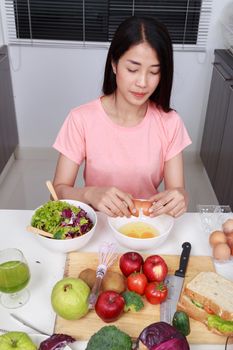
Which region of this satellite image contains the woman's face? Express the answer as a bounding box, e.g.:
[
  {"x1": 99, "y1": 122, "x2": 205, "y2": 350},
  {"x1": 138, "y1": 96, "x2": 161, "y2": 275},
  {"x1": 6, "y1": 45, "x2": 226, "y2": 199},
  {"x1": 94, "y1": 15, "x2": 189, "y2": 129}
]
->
[{"x1": 112, "y1": 42, "x2": 161, "y2": 106}]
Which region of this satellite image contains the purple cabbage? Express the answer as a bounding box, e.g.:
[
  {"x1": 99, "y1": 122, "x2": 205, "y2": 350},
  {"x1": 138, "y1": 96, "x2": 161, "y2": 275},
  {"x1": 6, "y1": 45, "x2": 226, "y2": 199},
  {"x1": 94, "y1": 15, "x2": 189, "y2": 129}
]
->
[
  {"x1": 151, "y1": 338, "x2": 189, "y2": 350},
  {"x1": 60, "y1": 207, "x2": 93, "y2": 238},
  {"x1": 39, "y1": 334, "x2": 75, "y2": 350},
  {"x1": 135, "y1": 322, "x2": 190, "y2": 350},
  {"x1": 61, "y1": 208, "x2": 72, "y2": 219}
]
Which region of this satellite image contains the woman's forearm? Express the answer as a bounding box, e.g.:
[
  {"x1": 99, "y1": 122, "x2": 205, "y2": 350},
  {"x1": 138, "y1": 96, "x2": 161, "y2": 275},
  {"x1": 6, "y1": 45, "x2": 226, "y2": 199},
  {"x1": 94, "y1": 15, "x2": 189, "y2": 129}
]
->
[{"x1": 53, "y1": 183, "x2": 94, "y2": 205}]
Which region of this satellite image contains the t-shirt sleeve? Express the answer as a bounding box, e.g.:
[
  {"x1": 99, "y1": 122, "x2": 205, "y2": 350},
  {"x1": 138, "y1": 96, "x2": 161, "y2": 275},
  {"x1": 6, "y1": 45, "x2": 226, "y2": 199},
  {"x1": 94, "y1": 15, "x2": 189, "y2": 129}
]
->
[
  {"x1": 164, "y1": 110, "x2": 192, "y2": 161},
  {"x1": 53, "y1": 109, "x2": 85, "y2": 165}
]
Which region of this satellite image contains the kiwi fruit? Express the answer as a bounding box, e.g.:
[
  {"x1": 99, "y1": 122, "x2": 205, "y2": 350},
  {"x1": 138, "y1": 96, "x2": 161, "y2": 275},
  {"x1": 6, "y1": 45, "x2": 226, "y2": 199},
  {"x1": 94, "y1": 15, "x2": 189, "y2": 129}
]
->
[
  {"x1": 79, "y1": 268, "x2": 96, "y2": 289},
  {"x1": 79, "y1": 268, "x2": 126, "y2": 293},
  {"x1": 102, "y1": 270, "x2": 126, "y2": 293}
]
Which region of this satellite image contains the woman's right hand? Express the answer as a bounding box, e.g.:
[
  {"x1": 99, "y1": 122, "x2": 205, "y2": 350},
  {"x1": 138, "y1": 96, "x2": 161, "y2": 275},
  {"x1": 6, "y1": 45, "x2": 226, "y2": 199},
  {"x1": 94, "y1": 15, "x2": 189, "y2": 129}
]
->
[{"x1": 85, "y1": 186, "x2": 134, "y2": 217}]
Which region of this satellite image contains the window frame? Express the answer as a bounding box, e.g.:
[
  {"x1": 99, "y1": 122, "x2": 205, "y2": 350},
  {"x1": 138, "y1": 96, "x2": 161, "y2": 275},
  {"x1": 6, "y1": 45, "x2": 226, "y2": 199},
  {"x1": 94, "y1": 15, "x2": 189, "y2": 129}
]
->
[{"x1": 4, "y1": 0, "x2": 213, "y2": 52}]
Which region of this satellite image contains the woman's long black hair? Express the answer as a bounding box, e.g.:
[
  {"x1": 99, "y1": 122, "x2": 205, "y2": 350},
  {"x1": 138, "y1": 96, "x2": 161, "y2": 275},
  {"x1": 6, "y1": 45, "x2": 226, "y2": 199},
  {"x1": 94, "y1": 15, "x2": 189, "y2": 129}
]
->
[{"x1": 102, "y1": 16, "x2": 174, "y2": 112}]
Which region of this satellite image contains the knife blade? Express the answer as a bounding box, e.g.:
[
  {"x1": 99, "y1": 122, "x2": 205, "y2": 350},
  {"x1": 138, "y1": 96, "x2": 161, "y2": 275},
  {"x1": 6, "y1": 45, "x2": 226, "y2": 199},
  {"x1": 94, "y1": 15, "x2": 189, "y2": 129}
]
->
[{"x1": 160, "y1": 241, "x2": 191, "y2": 324}]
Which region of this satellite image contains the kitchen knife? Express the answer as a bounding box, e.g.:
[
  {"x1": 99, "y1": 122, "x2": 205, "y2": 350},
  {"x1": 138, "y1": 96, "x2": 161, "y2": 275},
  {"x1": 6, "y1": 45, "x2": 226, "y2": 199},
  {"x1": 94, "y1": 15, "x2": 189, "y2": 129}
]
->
[{"x1": 160, "y1": 241, "x2": 191, "y2": 324}]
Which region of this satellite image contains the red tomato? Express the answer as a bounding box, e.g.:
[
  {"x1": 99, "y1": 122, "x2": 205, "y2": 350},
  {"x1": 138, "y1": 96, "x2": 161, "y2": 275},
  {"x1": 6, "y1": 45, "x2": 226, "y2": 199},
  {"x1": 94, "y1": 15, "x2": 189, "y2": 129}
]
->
[
  {"x1": 127, "y1": 273, "x2": 148, "y2": 295},
  {"x1": 145, "y1": 281, "x2": 168, "y2": 304},
  {"x1": 204, "y1": 305, "x2": 215, "y2": 314}
]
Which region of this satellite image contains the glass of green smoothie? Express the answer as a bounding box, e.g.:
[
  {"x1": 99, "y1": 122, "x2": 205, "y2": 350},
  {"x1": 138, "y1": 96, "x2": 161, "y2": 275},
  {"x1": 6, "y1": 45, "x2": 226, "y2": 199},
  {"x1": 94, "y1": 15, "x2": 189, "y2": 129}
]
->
[{"x1": 0, "y1": 248, "x2": 31, "y2": 308}]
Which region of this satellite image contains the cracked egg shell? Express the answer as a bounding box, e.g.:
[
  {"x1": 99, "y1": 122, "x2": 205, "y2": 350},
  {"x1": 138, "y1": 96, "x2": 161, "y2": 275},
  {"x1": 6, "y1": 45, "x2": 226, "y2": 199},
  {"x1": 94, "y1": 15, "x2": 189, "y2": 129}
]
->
[{"x1": 131, "y1": 199, "x2": 152, "y2": 217}]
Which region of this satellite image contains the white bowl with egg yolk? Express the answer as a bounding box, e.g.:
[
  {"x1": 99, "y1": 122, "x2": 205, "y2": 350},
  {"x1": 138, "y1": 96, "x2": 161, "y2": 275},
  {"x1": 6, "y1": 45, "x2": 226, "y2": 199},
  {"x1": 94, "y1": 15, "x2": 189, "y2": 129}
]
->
[{"x1": 108, "y1": 214, "x2": 174, "y2": 251}]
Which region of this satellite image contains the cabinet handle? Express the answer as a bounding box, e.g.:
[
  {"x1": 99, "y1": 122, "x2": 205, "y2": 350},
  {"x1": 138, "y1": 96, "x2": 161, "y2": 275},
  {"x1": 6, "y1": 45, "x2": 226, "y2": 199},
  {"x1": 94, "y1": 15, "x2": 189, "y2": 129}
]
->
[{"x1": 213, "y1": 62, "x2": 233, "y2": 81}]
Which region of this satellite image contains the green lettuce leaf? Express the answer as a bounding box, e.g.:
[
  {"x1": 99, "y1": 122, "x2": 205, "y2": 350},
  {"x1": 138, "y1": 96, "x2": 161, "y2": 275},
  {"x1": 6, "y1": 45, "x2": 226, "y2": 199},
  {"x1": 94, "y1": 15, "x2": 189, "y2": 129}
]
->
[{"x1": 207, "y1": 315, "x2": 233, "y2": 333}]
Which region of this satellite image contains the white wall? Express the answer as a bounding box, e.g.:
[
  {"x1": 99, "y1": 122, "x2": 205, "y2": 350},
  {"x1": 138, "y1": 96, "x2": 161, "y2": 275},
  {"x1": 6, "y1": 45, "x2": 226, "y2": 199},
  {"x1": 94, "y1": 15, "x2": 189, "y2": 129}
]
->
[
  {"x1": 8, "y1": 46, "x2": 107, "y2": 148},
  {"x1": 2, "y1": 0, "x2": 233, "y2": 152}
]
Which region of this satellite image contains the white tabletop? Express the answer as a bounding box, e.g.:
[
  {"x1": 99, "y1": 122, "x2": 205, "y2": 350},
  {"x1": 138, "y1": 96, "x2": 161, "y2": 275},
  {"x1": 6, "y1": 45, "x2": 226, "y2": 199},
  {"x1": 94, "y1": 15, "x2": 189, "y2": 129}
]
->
[{"x1": 0, "y1": 210, "x2": 233, "y2": 349}]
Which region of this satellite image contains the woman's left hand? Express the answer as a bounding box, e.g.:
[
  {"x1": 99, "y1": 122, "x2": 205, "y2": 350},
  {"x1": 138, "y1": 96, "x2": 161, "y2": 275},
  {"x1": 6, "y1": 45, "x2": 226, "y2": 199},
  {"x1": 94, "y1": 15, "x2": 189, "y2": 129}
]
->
[{"x1": 148, "y1": 188, "x2": 188, "y2": 218}]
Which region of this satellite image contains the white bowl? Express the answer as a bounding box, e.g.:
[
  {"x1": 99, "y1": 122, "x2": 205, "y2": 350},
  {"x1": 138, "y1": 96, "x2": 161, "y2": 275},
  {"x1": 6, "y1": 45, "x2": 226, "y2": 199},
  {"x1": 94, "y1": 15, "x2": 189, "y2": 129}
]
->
[
  {"x1": 108, "y1": 214, "x2": 174, "y2": 251},
  {"x1": 32, "y1": 200, "x2": 97, "y2": 253}
]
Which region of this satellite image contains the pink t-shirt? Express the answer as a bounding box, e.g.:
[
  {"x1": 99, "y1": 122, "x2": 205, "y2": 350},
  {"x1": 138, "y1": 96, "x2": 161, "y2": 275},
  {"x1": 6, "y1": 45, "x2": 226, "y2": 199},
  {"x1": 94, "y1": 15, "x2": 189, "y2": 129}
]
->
[{"x1": 53, "y1": 98, "x2": 191, "y2": 199}]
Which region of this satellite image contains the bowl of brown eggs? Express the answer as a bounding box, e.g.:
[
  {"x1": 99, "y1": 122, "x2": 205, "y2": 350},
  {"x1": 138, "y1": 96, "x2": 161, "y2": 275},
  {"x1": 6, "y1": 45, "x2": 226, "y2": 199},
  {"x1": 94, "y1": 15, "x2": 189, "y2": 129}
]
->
[
  {"x1": 209, "y1": 217, "x2": 233, "y2": 262},
  {"x1": 197, "y1": 204, "x2": 233, "y2": 263}
]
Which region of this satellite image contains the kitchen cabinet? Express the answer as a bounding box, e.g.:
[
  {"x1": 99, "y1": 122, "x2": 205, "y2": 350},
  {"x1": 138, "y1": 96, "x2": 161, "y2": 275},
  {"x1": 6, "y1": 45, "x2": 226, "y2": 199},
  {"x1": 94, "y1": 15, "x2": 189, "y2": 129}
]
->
[
  {"x1": 200, "y1": 50, "x2": 233, "y2": 210},
  {"x1": 0, "y1": 45, "x2": 18, "y2": 173},
  {"x1": 214, "y1": 85, "x2": 233, "y2": 207}
]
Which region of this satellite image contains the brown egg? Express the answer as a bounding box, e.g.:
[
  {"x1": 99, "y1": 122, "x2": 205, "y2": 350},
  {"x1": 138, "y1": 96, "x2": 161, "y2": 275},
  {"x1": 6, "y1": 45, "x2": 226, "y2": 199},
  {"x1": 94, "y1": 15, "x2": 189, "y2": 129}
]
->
[
  {"x1": 226, "y1": 232, "x2": 233, "y2": 248},
  {"x1": 130, "y1": 199, "x2": 141, "y2": 217},
  {"x1": 131, "y1": 199, "x2": 152, "y2": 217},
  {"x1": 209, "y1": 230, "x2": 227, "y2": 247},
  {"x1": 142, "y1": 200, "x2": 153, "y2": 216},
  {"x1": 213, "y1": 243, "x2": 231, "y2": 261},
  {"x1": 222, "y1": 219, "x2": 233, "y2": 234}
]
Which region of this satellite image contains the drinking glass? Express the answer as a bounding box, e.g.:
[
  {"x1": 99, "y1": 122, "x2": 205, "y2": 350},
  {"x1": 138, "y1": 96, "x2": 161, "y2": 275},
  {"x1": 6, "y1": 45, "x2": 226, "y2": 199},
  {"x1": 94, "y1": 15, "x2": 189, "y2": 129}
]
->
[
  {"x1": 0, "y1": 248, "x2": 31, "y2": 308},
  {"x1": 197, "y1": 204, "x2": 232, "y2": 234}
]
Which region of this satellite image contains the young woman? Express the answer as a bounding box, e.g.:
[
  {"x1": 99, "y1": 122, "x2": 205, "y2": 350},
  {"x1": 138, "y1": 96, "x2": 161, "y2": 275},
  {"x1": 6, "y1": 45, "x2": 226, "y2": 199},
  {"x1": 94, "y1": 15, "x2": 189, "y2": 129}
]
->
[{"x1": 52, "y1": 16, "x2": 191, "y2": 218}]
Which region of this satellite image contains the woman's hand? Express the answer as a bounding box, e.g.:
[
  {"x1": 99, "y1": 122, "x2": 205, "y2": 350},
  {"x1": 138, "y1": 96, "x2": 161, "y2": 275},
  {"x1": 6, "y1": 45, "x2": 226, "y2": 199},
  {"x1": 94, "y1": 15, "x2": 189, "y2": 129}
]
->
[
  {"x1": 85, "y1": 186, "x2": 134, "y2": 217},
  {"x1": 148, "y1": 188, "x2": 188, "y2": 218}
]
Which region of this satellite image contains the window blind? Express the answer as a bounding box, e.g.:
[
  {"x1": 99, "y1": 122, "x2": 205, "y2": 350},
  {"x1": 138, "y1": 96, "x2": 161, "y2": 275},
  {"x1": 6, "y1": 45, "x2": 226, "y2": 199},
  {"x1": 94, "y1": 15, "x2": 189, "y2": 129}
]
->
[{"x1": 5, "y1": 0, "x2": 213, "y2": 51}]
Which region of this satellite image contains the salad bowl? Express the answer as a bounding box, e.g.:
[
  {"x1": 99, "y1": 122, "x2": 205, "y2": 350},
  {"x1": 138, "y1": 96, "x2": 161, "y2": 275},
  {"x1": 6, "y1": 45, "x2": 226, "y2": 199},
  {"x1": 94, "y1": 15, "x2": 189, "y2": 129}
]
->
[{"x1": 29, "y1": 199, "x2": 97, "y2": 253}]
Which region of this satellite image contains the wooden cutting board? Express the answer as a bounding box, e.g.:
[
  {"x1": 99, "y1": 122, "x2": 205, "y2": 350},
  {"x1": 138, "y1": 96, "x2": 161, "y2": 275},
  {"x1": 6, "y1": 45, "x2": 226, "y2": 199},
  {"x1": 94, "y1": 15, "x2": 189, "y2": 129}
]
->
[{"x1": 54, "y1": 252, "x2": 229, "y2": 344}]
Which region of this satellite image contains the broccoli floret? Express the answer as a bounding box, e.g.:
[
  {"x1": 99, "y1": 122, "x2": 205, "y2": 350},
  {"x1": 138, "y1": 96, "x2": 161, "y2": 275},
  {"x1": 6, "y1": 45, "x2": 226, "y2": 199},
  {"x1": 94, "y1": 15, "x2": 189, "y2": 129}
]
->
[
  {"x1": 122, "y1": 291, "x2": 144, "y2": 312},
  {"x1": 85, "y1": 325, "x2": 132, "y2": 350}
]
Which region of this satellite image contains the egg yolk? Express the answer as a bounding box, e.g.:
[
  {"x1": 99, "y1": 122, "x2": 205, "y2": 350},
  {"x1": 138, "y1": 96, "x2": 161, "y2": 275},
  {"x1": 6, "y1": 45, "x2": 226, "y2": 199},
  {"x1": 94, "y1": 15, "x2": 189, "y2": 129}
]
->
[{"x1": 119, "y1": 221, "x2": 159, "y2": 239}]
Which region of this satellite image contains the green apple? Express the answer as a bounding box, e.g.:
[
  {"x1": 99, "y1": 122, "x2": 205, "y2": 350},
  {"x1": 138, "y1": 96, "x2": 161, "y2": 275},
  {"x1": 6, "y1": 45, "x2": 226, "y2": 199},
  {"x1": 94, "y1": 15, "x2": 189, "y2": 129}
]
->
[
  {"x1": 0, "y1": 332, "x2": 36, "y2": 350},
  {"x1": 51, "y1": 277, "x2": 90, "y2": 320}
]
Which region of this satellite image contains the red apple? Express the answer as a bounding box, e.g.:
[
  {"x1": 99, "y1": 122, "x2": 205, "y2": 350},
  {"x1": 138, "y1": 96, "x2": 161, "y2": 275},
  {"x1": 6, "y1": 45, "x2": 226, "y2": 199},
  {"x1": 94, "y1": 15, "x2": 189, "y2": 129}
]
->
[
  {"x1": 143, "y1": 255, "x2": 168, "y2": 282},
  {"x1": 119, "y1": 251, "x2": 144, "y2": 277},
  {"x1": 95, "y1": 291, "x2": 125, "y2": 323}
]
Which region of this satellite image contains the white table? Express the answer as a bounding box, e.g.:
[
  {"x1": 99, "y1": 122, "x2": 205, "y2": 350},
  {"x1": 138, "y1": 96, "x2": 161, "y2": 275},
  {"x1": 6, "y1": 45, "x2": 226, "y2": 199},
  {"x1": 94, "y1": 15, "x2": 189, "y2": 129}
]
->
[{"x1": 0, "y1": 210, "x2": 233, "y2": 349}]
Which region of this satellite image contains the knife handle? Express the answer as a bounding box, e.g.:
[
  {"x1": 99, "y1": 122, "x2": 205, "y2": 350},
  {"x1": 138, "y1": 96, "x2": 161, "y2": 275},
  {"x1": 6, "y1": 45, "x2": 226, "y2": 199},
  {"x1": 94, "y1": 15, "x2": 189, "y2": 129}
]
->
[{"x1": 175, "y1": 242, "x2": 191, "y2": 278}]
